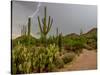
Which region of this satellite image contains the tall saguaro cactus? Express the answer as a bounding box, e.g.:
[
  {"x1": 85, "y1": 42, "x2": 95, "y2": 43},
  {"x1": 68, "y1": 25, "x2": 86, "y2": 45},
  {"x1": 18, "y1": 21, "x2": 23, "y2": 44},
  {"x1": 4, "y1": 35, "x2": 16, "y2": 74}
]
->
[
  {"x1": 38, "y1": 6, "x2": 53, "y2": 45},
  {"x1": 28, "y1": 17, "x2": 31, "y2": 36},
  {"x1": 21, "y1": 25, "x2": 27, "y2": 36},
  {"x1": 58, "y1": 33, "x2": 62, "y2": 52},
  {"x1": 56, "y1": 27, "x2": 59, "y2": 45},
  {"x1": 27, "y1": 17, "x2": 31, "y2": 45}
]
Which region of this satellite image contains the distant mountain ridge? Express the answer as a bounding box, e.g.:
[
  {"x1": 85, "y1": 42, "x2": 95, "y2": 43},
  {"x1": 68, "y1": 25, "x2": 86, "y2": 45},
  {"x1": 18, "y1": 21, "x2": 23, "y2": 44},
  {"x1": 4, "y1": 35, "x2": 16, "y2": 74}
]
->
[
  {"x1": 64, "y1": 27, "x2": 97, "y2": 38},
  {"x1": 65, "y1": 33, "x2": 79, "y2": 38},
  {"x1": 82, "y1": 28, "x2": 97, "y2": 37}
]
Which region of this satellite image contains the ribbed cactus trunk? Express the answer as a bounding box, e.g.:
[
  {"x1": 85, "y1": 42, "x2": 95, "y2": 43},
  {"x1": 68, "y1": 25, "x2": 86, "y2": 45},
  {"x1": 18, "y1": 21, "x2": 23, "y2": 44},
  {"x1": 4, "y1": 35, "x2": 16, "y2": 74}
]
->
[
  {"x1": 27, "y1": 17, "x2": 31, "y2": 45},
  {"x1": 28, "y1": 17, "x2": 31, "y2": 36},
  {"x1": 21, "y1": 25, "x2": 27, "y2": 36},
  {"x1": 38, "y1": 6, "x2": 53, "y2": 46},
  {"x1": 80, "y1": 28, "x2": 83, "y2": 36},
  {"x1": 58, "y1": 33, "x2": 62, "y2": 52},
  {"x1": 56, "y1": 27, "x2": 58, "y2": 37},
  {"x1": 56, "y1": 27, "x2": 59, "y2": 45}
]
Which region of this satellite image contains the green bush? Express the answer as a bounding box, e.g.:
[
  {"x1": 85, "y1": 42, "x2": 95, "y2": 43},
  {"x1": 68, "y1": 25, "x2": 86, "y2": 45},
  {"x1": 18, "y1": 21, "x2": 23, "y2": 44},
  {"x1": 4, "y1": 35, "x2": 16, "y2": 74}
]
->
[
  {"x1": 64, "y1": 37, "x2": 85, "y2": 54},
  {"x1": 62, "y1": 52, "x2": 75, "y2": 64},
  {"x1": 86, "y1": 33, "x2": 97, "y2": 49},
  {"x1": 54, "y1": 57, "x2": 64, "y2": 68}
]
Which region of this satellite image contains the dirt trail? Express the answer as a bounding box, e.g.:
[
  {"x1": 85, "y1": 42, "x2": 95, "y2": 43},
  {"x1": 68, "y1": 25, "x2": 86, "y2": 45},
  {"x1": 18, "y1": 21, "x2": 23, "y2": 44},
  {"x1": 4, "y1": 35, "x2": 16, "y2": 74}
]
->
[{"x1": 59, "y1": 49, "x2": 97, "y2": 71}]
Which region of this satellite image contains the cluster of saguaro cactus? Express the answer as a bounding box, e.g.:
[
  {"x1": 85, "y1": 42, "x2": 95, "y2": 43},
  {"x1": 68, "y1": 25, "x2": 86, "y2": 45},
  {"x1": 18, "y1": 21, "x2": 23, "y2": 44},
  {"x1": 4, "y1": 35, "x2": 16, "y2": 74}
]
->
[
  {"x1": 38, "y1": 6, "x2": 53, "y2": 45},
  {"x1": 21, "y1": 17, "x2": 31, "y2": 37}
]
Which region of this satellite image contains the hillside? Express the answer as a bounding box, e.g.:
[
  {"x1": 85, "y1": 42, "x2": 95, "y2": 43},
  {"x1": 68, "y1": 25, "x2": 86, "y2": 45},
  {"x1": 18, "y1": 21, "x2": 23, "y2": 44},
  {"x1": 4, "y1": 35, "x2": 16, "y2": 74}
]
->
[
  {"x1": 12, "y1": 35, "x2": 37, "y2": 48},
  {"x1": 82, "y1": 28, "x2": 97, "y2": 38}
]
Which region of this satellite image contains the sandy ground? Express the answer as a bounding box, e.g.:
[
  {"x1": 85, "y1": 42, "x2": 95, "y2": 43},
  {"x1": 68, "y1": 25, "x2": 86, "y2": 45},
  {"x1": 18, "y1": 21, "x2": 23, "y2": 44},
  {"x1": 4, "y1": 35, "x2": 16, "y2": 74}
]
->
[{"x1": 59, "y1": 49, "x2": 97, "y2": 71}]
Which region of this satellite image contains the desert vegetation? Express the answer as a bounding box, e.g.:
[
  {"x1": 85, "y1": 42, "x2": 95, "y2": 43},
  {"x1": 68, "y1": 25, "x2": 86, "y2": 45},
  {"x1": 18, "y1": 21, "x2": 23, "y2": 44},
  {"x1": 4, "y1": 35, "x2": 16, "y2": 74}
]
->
[{"x1": 11, "y1": 6, "x2": 97, "y2": 74}]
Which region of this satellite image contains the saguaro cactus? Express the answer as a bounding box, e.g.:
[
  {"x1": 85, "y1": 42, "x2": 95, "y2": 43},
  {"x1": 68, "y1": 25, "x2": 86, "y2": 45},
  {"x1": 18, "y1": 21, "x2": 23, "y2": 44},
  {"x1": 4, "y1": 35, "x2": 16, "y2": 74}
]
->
[
  {"x1": 56, "y1": 27, "x2": 59, "y2": 44},
  {"x1": 80, "y1": 28, "x2": 83, "y2": 36},
  {"x1": 27, "y1": 17, "x2": 31, "y2": 45},
  {"x1": 58, "y1": 33, "x2": 62, "y2": 52},
  {"x1": 28, "y1": 17, "x2": 31, "y2": 36},
  {"x1": 56, "y1": 27, "x2": 58, "y2": 37},
  {"x1": 21, "y1": 25, "x2": 27, "y2": 36},
  {"x1": 38, "y1": 6, "x2": 53, "y2": 45},
  {"x1": 21, "y1": 25, "x2": 26, "y2": 35}
]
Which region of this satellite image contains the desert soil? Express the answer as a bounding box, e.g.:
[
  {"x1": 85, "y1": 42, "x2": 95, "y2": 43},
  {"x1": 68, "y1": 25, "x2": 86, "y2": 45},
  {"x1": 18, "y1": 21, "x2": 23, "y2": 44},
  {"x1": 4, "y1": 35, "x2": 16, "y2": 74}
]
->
[{"x1": 58, "y1": 49, "x2": 97, "y2": 71}]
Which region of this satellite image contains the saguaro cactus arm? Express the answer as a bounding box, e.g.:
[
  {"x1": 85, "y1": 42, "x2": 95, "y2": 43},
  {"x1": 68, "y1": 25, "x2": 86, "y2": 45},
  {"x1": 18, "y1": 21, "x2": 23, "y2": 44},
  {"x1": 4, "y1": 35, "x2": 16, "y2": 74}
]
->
[
  {"x1": 46, "y1": 17, "x2": 53, "y2": 34},
  {"x1": 48, "y1": 16, "x2": 50, "y2": 27},
  {"x1": 44, "y1": 6, "x2": 47, "y2": 25},
  {"x1": 38, "y1": 16, "x2": 43, "y2": 32},
  {"x1": 28, "y1": 17, "x2": 31, "y2": 36},
  {"x1": 42, "y1": 18, "x2": 45, "y2": 25},
  {"x1": 49, "y1": 18, "x2": 53, "y2": 31}
]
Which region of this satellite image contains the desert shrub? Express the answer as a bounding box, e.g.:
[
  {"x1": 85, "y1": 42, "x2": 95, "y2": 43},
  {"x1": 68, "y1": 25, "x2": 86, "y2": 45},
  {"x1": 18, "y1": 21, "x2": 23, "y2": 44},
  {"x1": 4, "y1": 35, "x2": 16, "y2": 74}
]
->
[
  {"x1": 54, "y1": 57, "x2": 64, "y2": 68},
  {"x1": 86, "y1": 33, "x2": 97, "y2": 49},
  {"x1": 46, "y1": 36, "x2": 57, "y2": 46},
  {"x1": 12, "y1": 44, "x2": 59, "y2": 74},
  {"x1": 87, "y1": 39, "x2": 97, "y2": 49},
  {"x1": 12, "y1": 35, "x2": 37, "y2": 48},
  {"x1": 62, "y1": 52, "x2": 75, "y2": 64},
  {"x1": 64, "y1": 37, "x2": 85, "y2": 54}
]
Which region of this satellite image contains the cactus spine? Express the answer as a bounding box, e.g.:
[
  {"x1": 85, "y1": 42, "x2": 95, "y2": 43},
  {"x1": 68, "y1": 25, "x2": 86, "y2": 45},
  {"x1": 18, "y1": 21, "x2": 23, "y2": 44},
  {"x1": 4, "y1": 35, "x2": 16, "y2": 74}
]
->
[{"x1": 38, "y1": 6, "x2": 53, "y2": 45}]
